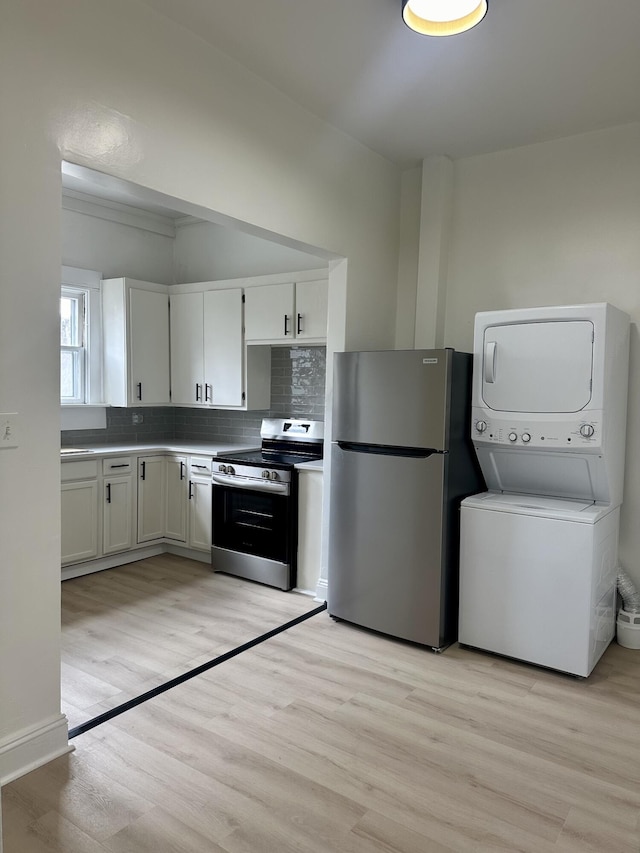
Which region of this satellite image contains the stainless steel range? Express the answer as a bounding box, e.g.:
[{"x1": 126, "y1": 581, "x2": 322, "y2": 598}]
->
[{"x1": 211, "y1": 418, "x2": 324, "y2": 590}]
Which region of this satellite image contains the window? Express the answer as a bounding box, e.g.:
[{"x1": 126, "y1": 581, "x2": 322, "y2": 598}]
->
[
  {"x1": 60, "y1": 287, "x2": 88, "y2": 403},
  {"x1": 60, "y1": 267, "x2": 104, "y2": 418}
]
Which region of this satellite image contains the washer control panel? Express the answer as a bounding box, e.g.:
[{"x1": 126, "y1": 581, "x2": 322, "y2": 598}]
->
[{"x1": 471, "y1": 409, "x2": 602, "y2": 450}]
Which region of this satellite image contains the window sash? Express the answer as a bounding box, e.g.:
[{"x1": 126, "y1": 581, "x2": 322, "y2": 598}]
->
[{"x1": 61, "y1": 287, "x2": 88, "y2": 404}]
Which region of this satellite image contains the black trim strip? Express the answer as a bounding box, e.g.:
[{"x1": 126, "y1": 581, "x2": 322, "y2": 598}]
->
[{"x1": 68, "y1": 601, "x2": 327, "y2": 740}]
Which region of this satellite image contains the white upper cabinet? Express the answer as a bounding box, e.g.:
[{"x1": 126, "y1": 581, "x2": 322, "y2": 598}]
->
[
  {"x1": 102, "y1": 278, "x2": 171, "y2": 407},
  {"x1": 170, "y1": 286, "x2": 270, "y2": 410},
  {"x1": 244, "y1": 279, "x2": 327, "y2": 345},
  {"x1": 169, "y1": 291, "x2": 205, "y2": 406},
  {"x1": 294, "y1": 279, "x2": 329, "y2": 342},
  {"x1": 203, "y1": 289, "x2": 244, "y2": 407}
]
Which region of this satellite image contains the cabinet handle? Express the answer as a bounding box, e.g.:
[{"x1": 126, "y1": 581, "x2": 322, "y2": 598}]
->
[
  {"x1": 109, "y1": 463, "x2": 128, "y2": 469},
  {"x1": 137, "y1": 382, "x2": 143, "y2": 401},
  {"x1": 192, "y1": 464, "x2": 207, "y2": 470},
  {"x1": 205, "y1": 383, "x2": 212, "y2": 402},
  {"x1": 188, "y1": 480, "x2": 194, "y2": 500},
  {"x1": 140, "y1": 460, "x2": 146, "y2": 481},
  {"x1": 297, "y1": 312, "x2": 303, "y2": 335},
  {"x1": 106, "y1": 483, "x2": 111, "y2": 503},
  {"x1": 195, "y1": 383, "x2": 202, "y2": 402},
  {"x1": 284, "y1": 314, "x2": 289, "y2": 336},
  {"x1": 180, "y1": 461, "x2": 185, "y2": 480}
]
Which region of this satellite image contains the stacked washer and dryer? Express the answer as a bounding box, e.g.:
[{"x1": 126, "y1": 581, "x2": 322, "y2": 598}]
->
[{"x1": 459, "y1": 303, "x2": 630, "y2": 677}]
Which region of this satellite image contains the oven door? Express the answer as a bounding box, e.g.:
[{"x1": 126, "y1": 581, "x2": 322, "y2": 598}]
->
[{"x1": 211, "y1": 481, "x2": 295, "y2": 589}]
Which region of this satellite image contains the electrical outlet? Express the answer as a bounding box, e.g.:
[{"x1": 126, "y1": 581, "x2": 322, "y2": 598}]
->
[
  {"x1": 132, "y1": 413, "x2": 144, "y2": 425},
  {"x1": 0, "y1": 413, "x2": 20, "y2": 449}
]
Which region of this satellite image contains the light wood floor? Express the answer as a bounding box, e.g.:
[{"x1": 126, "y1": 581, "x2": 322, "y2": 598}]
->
[
  {"x1": 59, "y1": 554, "x2": 320, "y2": 729},
  {"x1": 3, "y1": 556, "x2": 640, "y2": 852}
]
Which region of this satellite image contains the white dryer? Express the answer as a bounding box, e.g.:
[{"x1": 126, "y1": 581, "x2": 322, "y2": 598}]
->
[{"x1": 459, "y1": 303, "x2": 630, "y2": 676}]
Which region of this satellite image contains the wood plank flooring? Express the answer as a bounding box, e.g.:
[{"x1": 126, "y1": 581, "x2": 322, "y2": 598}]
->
[
  {"x1": 4, "y1": 554, "x2": 640, "y2": 852},
  {"x1": 59, "y1": 554, "x2": 319, "y2": 729}
]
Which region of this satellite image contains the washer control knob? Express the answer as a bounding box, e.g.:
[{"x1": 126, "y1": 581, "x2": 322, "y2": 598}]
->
[
  {"x1": 522, "y1": 432, "x2": 531, "y2": 443},
  {"x1": 262, "y1": 470, "x2": 271, "y2": 479},
  {"x1": 269, "y1": 471, "x2": 279, "y2": 481},
  {"x1": 476, "y1": 420, "x2": 487, "y2": 433},
  {"x1": 226, "y1": 466, "x2": 235, "y2": 476},
  {"x1": 218, "y1": 464, "x2": 227, "y2": 473},
  {"x1": 508, "y1": 432, "x2": 518, "y2": 442},
  {"x1": 580, "y1": 423, "x2": 595, "y2": 438}
]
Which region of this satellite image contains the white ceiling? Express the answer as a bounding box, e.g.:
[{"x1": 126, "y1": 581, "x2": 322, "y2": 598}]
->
[{"x1": 137, "y1": 0, "x2": 640, "y2": 166}]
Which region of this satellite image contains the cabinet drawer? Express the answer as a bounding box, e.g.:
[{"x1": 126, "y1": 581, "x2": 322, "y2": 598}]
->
[
  {"x1": 103, "y1": 456, "x2": 133, "y2": 475},
  {"x1": 189, "y1": 456, "x2": 213, "y2": 475},
  {"x1": 61, "y1": 460, "x2": 99, "y2": 481}
]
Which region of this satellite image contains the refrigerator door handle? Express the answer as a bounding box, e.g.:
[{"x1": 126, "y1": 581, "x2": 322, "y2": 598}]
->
[{"x1": 336, "y1": 441, "x2": 439, "y2": 458}]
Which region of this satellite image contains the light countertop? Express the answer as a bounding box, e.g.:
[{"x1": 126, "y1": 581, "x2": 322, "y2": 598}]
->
[
  {"x1": 60, "y1": 441, "x2": 260, "y2": 459},
  {"x1": 295, "y1": 459, "x2": 324, "y2": 472}
]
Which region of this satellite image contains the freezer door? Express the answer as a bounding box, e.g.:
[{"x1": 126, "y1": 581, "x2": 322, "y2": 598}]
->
[
  {"x1": 481, "y1": 321, "x2": 594, "y2": 413},
  {"x1": 328, "y1": 443, "x2": 448, "y2": 647},
  {"x1": 333, "y1": 350, "x2": 450, "y2": 450}
]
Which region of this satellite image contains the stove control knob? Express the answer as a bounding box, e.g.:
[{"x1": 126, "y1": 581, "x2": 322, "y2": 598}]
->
[
  {"x1": 218, "y1": 464, "x2": 227, "y2": 474},
  {"x1": 262, "y1": 470, "x2": 270, "y2": 479},
  {"x1": 508, "y1": 432, "x2": 518, "y2": 442},
  {"x1": 522, "y1": 432, "x2": 531, "y2": 443},
  {"x1": 226, "y1": 466, "x2": 235, "y2": 475},
  {"x1": 475, "y1": 420, "x2": 487, "y2": 433},
  {"x1": 269, "y1": 471, "x2": 279, "y2": 481},
  {"x1": 580, "y1": 423, "x2": 595, "y2": 438}
]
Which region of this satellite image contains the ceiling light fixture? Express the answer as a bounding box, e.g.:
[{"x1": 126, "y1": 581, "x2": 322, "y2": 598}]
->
[{"x1": 402, "y1": 0, "x2": 487, "y2": 36}]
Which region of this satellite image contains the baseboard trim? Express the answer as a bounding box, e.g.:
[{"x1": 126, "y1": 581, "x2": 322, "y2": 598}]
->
[
  {"x1": 165, "y1": 544, "x2": 212, "y2": 564},
  {"x1": 0, "y1": 714, "x2": 72, "y2": 786},
  {"x1": 61, "y1": 545, "x2": 165, "y2": 580},
  {"x1": 315, "y1": 576, "x2": 328, "y2": 603}
]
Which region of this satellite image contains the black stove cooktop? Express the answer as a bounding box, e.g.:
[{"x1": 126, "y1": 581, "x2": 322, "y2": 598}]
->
[{"x1": 220, "y1": 449, "x2": 321, "y2": 470}]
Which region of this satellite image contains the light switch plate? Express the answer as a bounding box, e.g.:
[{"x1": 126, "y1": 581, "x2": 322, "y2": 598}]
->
[{"x1": 0, "y1": 413, "x2": 20, "y2": 449}]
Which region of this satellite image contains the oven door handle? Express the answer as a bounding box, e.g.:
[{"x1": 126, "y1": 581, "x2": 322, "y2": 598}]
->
[{"x1": 211, "y1": 472, "x2": 290, "y2": 495}]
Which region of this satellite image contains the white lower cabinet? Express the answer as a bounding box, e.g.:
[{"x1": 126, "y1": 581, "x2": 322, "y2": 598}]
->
[
  {"x1": 137, "y1": 455, "x2": 166, "y2": 543},
  {"x1": 102, "y1": 456, "x2": 134, "y2": 555},
  {"x1": 187, "y1": 456, "x2": 213, "y2": 552},
  {"x1": 103, "y1": 476, "x2": 134, "y2": 555},
  {"x1": 61, "y1": 479, "x2": 99, "y2": 565},
  {"x1": 297, "y1": 468, "x2": 323, "y2": 592},
  {"x1": 165, "y1": 456, "x2": 188, "y2": 543}
]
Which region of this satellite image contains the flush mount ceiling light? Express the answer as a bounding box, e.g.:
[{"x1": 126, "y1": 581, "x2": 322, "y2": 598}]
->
[{"x1": 402, "y1": 0, "x2": 488, "y2": 36}]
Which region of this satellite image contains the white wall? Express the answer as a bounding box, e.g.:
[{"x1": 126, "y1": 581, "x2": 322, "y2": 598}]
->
[
  {"x1": 174, "y1": 221, "x2": 327, "y2": 283},
  {"x1": 443, "y1": 123, "x2": 640, "y2": 582},
  {"x1": 0, "y1": 0, "x2": 401, "y2": 789},
  {"x1": 61, "y1": 208, "x2": 175, "y2": 284}
]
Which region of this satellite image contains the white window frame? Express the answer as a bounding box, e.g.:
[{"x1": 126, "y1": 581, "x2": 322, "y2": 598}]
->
[
  {"x1": 61, "y1": 286, "x2": 88, "y2": 404},
  {"x1": 60, "y1": 266, "x2": 106, "y2": 430}
]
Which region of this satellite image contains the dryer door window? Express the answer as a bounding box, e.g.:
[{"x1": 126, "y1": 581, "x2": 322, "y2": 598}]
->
[{"x1": 482, "y1": 320, "x2": 594, "y2": 412}]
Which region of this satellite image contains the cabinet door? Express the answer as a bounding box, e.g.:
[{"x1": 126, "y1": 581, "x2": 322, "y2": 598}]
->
[
  {"x1": 297, "y1": 470, "x2": 323, "y2": 592},
  {"x1": 103, "y1": 476, "x2": 133, "y2": 555},
  {"x1": 295, "y1": 279, "x2": 328, "y2": 342},
  {"x1": 129, "y1": 288, "x2": 171, "y2": 404},
  {"x1": 188, "y1": 476, "x2": 212, "y2": 552},
  {"x1": 244, "y1": 282, "x2": 294, "y2": 342},
  {"x1": 61, "y1": 480, "x2": 99, "y2": 565},
  {"x1": 170, "y1": 292, "x2": 205, "y2": 405},
  {"x1": 165, "y1": 456, "x2": 187, "y2": 542},
  {"x1": 204, "y1": 289, "x2": 244, "y2": 406},
  {"x1": 137, "y1": 456, "x2": 166, "y2": 543}
]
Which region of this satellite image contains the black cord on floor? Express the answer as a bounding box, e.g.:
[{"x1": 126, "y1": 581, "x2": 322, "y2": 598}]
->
[{"x1": 68, "y1": 601, "x2": 327, "y2": 739}]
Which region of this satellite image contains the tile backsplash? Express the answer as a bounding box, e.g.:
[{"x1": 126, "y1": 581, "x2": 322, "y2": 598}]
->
[{"x1": 61, "y1": 346, "x2": 326, "y2": 446}]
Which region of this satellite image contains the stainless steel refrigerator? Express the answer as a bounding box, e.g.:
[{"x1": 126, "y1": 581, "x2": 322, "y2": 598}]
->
[{"x1": 328, "y1": 349, "x2": 484, "y2": 651}]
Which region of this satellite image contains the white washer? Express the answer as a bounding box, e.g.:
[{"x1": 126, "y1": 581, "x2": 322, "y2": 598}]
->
[
  {"x1": 459, "y1": 303, "x2": 630, "y2": 676},
  {"x1": 459, "y1": 493, "x2": 618, "y2": 677}
]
